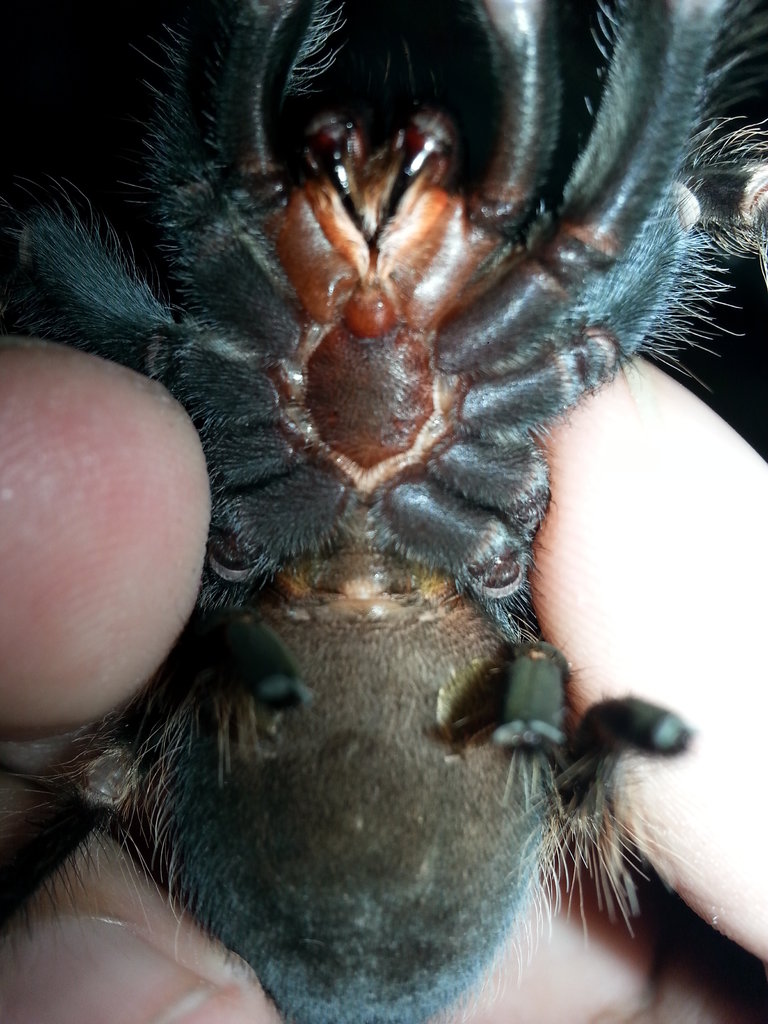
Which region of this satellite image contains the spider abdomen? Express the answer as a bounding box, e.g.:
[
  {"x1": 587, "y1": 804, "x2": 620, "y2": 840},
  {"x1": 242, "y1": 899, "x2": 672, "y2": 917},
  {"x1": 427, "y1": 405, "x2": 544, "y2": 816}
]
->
[{"x1": 171, "y1": 587, "x2": 541, "y2": 1024}]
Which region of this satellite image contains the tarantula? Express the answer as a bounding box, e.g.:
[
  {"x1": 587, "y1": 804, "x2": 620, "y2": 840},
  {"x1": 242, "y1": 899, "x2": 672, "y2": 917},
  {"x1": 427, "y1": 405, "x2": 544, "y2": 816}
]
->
[{"x1": 1, "y1": 0, "x2": 767, "y2": 1022}]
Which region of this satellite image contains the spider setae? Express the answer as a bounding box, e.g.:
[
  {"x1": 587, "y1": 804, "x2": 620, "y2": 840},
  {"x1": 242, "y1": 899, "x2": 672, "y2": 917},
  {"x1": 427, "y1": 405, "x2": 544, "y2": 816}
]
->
[{"x1": 1, "y1": 1, "x2": 768, "y2": 1022}]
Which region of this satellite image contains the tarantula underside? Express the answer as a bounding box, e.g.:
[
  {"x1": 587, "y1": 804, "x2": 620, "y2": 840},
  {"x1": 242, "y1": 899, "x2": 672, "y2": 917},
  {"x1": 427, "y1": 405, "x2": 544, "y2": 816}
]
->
[{"x1": 2, "y1": 0, "x2": 768, "y2": 1022}]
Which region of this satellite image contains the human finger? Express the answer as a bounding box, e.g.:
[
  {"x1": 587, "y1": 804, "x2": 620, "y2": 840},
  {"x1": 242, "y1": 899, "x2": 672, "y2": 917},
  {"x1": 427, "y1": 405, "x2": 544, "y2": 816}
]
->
[
  {"x1": 0, "y1": 340, "x2": 210, "y2": 736},
  {"x1": 533, "y1": 359, "x2": 768, "y2": 963}
]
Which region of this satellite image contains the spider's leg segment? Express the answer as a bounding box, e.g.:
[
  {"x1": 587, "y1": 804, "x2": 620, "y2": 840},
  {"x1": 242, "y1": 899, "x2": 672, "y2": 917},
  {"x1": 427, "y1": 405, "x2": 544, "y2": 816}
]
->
[
  {"x1": 204, "y1": 466, "x2": 349, "y2": 595},
  {"x1": 470, "y1": 0, "x2": 560, "y2": 232},
  {"x1": 371, "y1": 475, "x2": 531, "y2": 599},
  {"x1": 7, "y1": 208, "x2": 294, "y2": 442},
  {"x1": 493, "y1": 642, "x2": 691, "y2": 757},
  {"x1": 192, "y1": 609, "x2": 312, "y2": 710},
  {"x1": 0, "y1": 800, "x2": 109, "y2": 927},
  {"x1": 438, "y1": 0, "x2": 728, "y2": 383},
  {"x1": 427, "y1": 436, "x2": 550, "y2": 529},
  {"x1": 193, "y1": 0, "x2": 318, "y2": 175},
  {"x1": 492, "y1": 642, "x2": 568, "y2": 748},
  {"x1": 366, "y1": 0, "x2": 741, "y2": 599},
  {"x1": 8, "y1": 210, "x2": 348, "y2": 598},
  {"x1": 151, "y1": 0, "x2": 333, "y2": 335},
  {"x1": 573, "y1": 698, "x2": 692, "y2": 757},
  {"x1": 493, "y1": 644, "x2": 692, "y2": 844},
  {"x1": 9, "y1": 210, "x2": 174, "y2": 371},
  {"x1": 558, "y1": 0, "x2": 718, "y2": 245},
  {"x1": 680, "y1": 128, "x2": 768, "y2": 258}
]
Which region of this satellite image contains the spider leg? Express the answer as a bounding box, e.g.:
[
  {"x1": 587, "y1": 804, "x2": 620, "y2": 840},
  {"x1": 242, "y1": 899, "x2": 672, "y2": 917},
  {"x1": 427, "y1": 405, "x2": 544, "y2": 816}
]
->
[
  {"x1": 8, "y1": 207, "x2": 299, "y2": 422},
  {"x1": 206, "y1": 466, "x2": 349, "y2": 595},
  {"x1": 153, "y1": 0, "x2": 326, "y2": 188},
  {"x1": 573, "y1": 697, "x2": 692, "y2": 756},
  {"x1": 558, "y1": 0, "x2": 724, "y2": 248},
  {"x1": 369, "y1": 434, "x2": 550, "y2": 612},
  {"x1": 470, "y1": 0, "x2": 560, "y2": 233},
  {"x1": 458, "y1": 330, "x2": 622, "y2": 435},
  {"x1": 0, "y1": 800, "x2": 109, "y2": 927},
  {"x1": 428, "y1": 435, "x2": 549, "y2": 532},
  {"x1": 194, "y1": 609, "x2": 312, "y2": 709},
  {"x1": 8, "y1": 209, "x2": 173, "y2": 370},
  {"x1": 680, "y1": 126, "x2": 768, "y2": 257},
  {"x1": 199, "y1": 0, "x2": 314, "y2": 175},
  {"x1": 492, "y1": 642, "x2": 693, "y2": 879},
  {"x1": 438, "y1": 0, "x2": 728, "y2": 381},
  {"x1": 7, "y1": 209, "x2": 288, "y2": 432},
  {"x1": 371, "y1": 474, "x2": 530, "y2": 602},
  {"x1": 152, "y1": 0, "x2": 336, "y2": 335},
  {"x1": 7, "y1": 209, "x2": 347, "y2": 600}
]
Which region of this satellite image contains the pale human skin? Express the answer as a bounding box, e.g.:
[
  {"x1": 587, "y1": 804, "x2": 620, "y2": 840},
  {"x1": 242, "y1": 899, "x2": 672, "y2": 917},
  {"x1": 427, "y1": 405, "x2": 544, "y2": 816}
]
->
[{"x1": 1, "y1": 340, "x2": 766, "y2": 1023}]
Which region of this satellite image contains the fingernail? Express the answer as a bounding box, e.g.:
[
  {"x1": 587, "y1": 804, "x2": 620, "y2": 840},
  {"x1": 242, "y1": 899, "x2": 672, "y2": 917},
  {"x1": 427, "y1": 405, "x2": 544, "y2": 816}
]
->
[{"x1": 0, "y1": 916, "x2": 269, "y2": 1024}]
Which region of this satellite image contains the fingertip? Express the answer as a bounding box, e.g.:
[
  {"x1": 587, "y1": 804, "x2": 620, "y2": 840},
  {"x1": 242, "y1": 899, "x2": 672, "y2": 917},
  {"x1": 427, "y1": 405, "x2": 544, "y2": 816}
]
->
[
  {"x1": 0, "y1": 842, "x2": 279, "y2": 1024},
  {"x1": 0, "y1": 341, "x2": 210, "y2": 734}
]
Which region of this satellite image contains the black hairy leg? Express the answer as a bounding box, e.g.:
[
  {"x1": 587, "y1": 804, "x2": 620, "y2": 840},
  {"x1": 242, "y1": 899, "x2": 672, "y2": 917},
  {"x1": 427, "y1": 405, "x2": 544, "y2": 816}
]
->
[{"x1": 2, "y1": 1, "x2": 768, "y2": 1023}]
